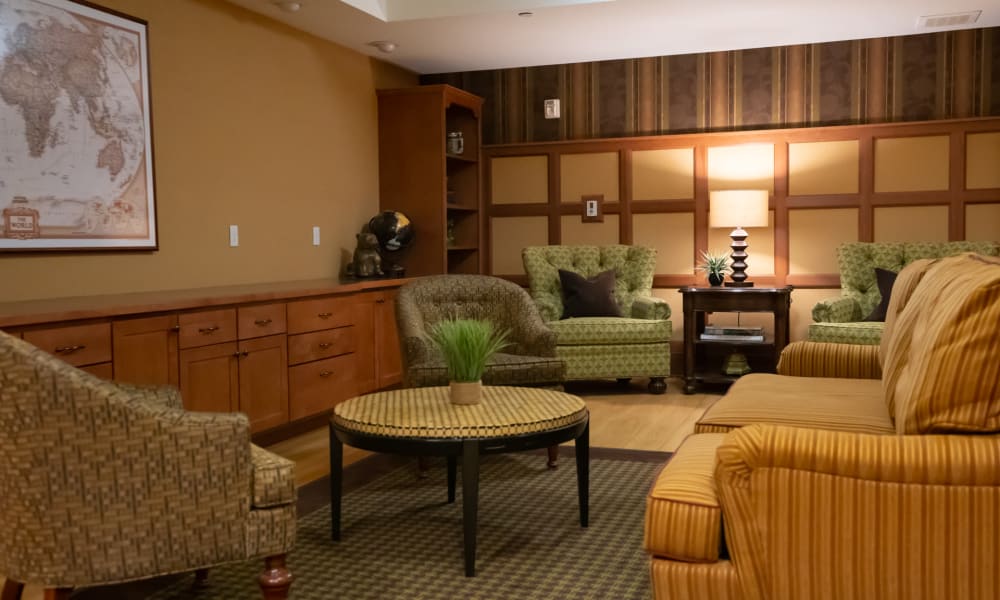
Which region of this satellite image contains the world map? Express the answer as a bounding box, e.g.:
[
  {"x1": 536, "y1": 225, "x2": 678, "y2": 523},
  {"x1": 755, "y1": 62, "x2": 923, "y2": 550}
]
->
[{"x1": 0, "y1": 0, "x2": 152, "y2": 244}]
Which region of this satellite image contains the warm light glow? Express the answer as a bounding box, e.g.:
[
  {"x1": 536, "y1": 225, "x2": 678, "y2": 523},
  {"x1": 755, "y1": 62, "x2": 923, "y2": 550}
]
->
[{"x1": 709, "y1": 190, "x2": 769, "y2": 228}]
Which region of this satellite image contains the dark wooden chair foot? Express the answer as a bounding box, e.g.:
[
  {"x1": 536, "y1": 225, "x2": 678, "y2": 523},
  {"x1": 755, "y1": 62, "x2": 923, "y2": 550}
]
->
[
  {"x1": 546, "y1": 444, "x2": 560, "y2": 468},
  {"x1": 258, "y1": 554, "x2": 293, "y2": 600},
  {"x1": 1, "y1": 580, "x2": 25, "y2": 600},
  {"x1": 42, "y1": 589, "x2": 72, "y2": 600},
  {"x1": 648, "y1": 377, "x2": 667, "y2": 394}
]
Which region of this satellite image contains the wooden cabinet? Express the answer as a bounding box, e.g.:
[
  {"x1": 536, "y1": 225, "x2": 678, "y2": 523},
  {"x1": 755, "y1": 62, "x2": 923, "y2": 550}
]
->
[
  {"x1": 112, "y1": 314, "x2": 179, "y2": 386},
  {"x1": 377, "y1": 84, "x2": 483, "y2": 276},
  {"x1": 354, "y1": 289, "x2": 402, "y2": 394},
  {"x1": 238, "y1": 334, "x2": 288, "y2": 432},
  {"x1": 287, "y1": 297, "x2": 358, "y2": 421},
  {"x1": 179, "y1": 341, "x2": 239, "y2": 414}
]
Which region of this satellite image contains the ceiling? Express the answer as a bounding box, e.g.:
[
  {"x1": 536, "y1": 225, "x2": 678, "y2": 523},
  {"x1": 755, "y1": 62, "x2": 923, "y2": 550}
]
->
[{"x1": 223, "y1": 0, "x2": 1000, "y2": 74}]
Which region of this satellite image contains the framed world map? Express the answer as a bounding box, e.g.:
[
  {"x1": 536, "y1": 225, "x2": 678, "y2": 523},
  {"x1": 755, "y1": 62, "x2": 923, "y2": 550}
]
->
[{"x1": 0, "y1": 0, "x2": 156, "y2": 251}]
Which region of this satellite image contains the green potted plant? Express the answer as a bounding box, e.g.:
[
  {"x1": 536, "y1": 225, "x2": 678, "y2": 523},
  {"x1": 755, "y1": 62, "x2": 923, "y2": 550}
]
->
[
  {"x1": 426, "y1": 318, "x2": 510, "y2": 404},
  {"x1": 698, "y1": 250, "x2": 732, "y2": 286}
]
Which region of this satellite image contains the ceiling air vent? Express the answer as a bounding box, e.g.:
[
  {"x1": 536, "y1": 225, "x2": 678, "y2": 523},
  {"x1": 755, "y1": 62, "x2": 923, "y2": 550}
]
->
[{"x1": 917, "y1": 10, "x2": 982, "y2": 28}]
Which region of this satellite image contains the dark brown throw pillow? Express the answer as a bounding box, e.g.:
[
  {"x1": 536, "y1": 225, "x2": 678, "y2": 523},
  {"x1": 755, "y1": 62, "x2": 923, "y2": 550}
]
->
[
  {"x1": 559, "y1": 269, "x2": 623, "y2": 319},
  {"x1": 864, "y1": 268, "x2": 898, "y2": 322}
]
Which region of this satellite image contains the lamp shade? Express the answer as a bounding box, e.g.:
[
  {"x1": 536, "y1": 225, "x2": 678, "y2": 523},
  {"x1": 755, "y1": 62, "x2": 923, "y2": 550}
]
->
[{"x1": 709, "y1": 190, "x2": 769, "y2": 228}]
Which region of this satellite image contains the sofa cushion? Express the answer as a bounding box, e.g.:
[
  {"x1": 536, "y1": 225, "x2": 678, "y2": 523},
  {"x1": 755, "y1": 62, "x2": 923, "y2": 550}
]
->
[
  {"x1": 556, "y1": 341, "x2": 669, "y2": 379},
  {"x1": 695, "y1": 373, "x2": 893, "y2": 435},
  {"x1": 407, "y1": 352, "x2": 566, "y2": 387},
  {"x1": 548, "y1": 316, "x2": 671, "y2": 345},
  {"x1": 883, "y1": 253, "x2": 1000, "y2": 434},
  {"x1": 250, "y1": 444, "x2": 296, "y2": 508},
  {"x1": 807, "y1": 321, "x2": 883, "y2": 345},
  {"x1": 558, "y1": 268, "x2": 623, "y2": 318},
  {"x1": 644, "y1": 433, "x2": 728, "y2": 562}
]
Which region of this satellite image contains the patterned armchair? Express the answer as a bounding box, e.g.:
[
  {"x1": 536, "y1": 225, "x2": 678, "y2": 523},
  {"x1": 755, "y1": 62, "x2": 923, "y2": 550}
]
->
[
  {"x1": 809, "y1": 240, "x2": 998, "y2": 345},
  {"x1": 0, "y1": 331, "x2": 296, "y2": 600},
  {"x1": 522, "y1": 245, "x2": 671, "y2": 394}
]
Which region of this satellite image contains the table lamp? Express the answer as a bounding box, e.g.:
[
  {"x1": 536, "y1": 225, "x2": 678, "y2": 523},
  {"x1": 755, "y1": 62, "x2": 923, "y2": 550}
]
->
[{"x1": 708, "y1": 190, "x2": 769, "y2": 287}]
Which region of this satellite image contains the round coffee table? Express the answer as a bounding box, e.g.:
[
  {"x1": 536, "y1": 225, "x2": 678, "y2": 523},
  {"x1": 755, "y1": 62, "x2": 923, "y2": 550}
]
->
[{"x1": 329, "y1": 385, "x2": 590, "y2": 576}]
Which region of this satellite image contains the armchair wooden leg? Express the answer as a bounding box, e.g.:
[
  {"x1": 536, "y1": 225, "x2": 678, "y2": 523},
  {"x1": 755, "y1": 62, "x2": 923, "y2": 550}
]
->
[
  {"x1": 1, "y1": 580, "x2": 25, "y2": 600},
  {"x1": 547, "y1": 444, "x2": 560, "y2": 468},
  {"x1": 42, "y1": 589, "x2": 72, "y2": 600},
  {"x1": 648, "y1": 377, "x2": 667, "y2": 394},
  {"x1": 258, "y1": 554, "x2": 292, "y2": 600}
]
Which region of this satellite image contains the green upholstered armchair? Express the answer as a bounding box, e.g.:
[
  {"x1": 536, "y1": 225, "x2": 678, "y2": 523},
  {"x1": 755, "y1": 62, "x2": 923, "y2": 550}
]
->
[
  {"x1": 809, "y1": 241, "x2": 999, "y2": 345},
  {"x1": 0, "y1": 331, "x2": 296, "y2": 600},
  {"x1": 522, "y1": 245, "x2": 671, "y2": 394}
]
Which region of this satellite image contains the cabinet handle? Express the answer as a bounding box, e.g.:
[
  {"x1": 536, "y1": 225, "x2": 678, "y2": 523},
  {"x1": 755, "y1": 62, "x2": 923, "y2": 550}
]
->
[
  {"x1": 254, "y1": 318, "x2": 273, "y2": 326},
  {"x1": 233, "y1": 350, "x2": 249, "y2": 358},
  {"x1": 232, "y1": 351, "x2": 241, "y2": 358},
  {"x1": 242, "y1": 350, "x2": 249, "y2": 357},
  {"x1": 170, "y1": 325, "x2": 181, "y2": 332},
  {"x1": 319, "y1": 370, "x2": 333, "y2": 378},
  {"x1": 198, "y1": 326, "x2": 219, "y2": 334},
  {"x1": 317, "y1": 312, "x2": 332, "y2": 319},
  {"x1": 375, "y1": 298, "x2": 385, "y2": 304},
  {"x1": 318, "y1": 342, "x2": 332, "y2": 349},
  {"x1": 54, "y1": 344, "x2": 86, "y2": 354}
]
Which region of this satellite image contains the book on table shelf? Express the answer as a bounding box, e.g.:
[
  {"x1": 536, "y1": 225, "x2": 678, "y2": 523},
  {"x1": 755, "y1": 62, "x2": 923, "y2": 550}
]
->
[
  {"x1": 699, "y1": 333, "x2": 765, "y2": 342},
  {"x1": 703, "y1": 325, "x2": 764, "y2": 336}
]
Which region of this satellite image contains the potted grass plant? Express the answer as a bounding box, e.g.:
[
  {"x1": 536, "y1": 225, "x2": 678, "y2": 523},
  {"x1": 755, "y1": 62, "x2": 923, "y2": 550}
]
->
[
  {"x1": 698, "y1": 250, "x2": 732, "y2": 286},
  {"x1": 426, "y1": 318, "x2": 510, "y2": 405}
]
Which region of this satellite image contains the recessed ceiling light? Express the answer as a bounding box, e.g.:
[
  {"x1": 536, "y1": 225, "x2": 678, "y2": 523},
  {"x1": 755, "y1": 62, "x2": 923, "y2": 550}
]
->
[
  {"x1": 518, "y1": 11, "x2": 533, "y2": 17},
  {"x1": 368, "y1": 40, "x2": 398, "y2": 54}
]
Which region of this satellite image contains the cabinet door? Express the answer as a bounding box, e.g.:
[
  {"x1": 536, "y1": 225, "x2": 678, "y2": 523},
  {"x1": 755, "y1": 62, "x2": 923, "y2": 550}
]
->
[
  {"x1": 375, "y1": 290, "x2": 402, "y2": 388},
  {"x1": 239, "y1": 334, "x2": 288, "y2": 433},
  {"x1": 112, "y1": 314, "x2": 179, "y2": 386},
  {"x1": 288, "y1": 354, "x2": 356, "y2": 421},
  {"x1": 179, "y1": 342, "x2": 239, "y2": 414},
  {"x1": 352, "y1": 296, "x2": 377, "y2": 394}
]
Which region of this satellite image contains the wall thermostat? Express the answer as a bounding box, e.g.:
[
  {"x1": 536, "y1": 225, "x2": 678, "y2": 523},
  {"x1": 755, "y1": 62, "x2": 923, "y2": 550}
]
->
[{"x1": 544, "y1": 98, "x2": 560, "y2": 119}]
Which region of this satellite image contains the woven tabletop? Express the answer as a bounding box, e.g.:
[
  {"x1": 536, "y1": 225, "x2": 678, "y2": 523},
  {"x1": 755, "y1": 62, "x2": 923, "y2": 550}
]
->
[{"x1": 332, "y1": 386, "x2": 588, "y2": 439}]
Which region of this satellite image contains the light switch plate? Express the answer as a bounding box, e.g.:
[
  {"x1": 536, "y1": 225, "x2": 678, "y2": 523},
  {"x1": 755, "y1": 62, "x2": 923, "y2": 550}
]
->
[
  {"x1": 229, "y1": 224, "x2": 239, "y2": 247},
  {"x1": 544, "y1": 98, "x2": 560, "y2": 119},
  {"x1": 312, "y1": 226, "x2": 321, "y2": 246},
  {"x1": 581, "y1": 194, "x2": 604, "y2": 222}
]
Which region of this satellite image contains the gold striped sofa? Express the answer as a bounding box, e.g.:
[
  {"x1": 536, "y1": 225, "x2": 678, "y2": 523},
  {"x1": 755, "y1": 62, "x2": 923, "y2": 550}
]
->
[{"x1": 645, "y1": 253, "x2": 1000, "y2": 600}]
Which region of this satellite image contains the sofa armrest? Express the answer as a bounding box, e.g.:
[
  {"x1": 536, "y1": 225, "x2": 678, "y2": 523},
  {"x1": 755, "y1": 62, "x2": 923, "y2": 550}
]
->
[
  {"x1": 631, "y1": 295, "x2": 671, "y2": 320},
  {"x1": 811, "y1": 296, "x2": 862, "y2": 323},
  {"x1": 715, "y1": 424, "x2": 1000, "y2": 600},
  {"x1": 776, "y1": 341, "x2": 881, "y2": 379}
]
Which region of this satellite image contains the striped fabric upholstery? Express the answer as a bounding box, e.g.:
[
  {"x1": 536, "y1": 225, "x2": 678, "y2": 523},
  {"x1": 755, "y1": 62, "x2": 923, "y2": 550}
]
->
[
  {"x1": 649, "y1": 559, "x2": 741, "y2": 600},
  {"x1": 878, "y1": 257, "x2": 936, "y2": 372},
  {"x1": 883, "y1": 253, "x2": 1000, "y2": 434},
  {"x1": 644, "y1": 434, "x2": 727, "y2": 562},
  {"x1": 776, "y1": 341, "x2": 881, "y2": 379},
  {"x1": 715, "y1": 424, "x2": 1000, "y2": 600},
  {"x1": 695, "y1": 374, "x2": 892, "y2": 435}
]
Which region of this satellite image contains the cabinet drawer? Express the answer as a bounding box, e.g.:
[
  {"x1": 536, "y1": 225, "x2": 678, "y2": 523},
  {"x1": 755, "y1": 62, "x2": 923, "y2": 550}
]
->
[
  {"x1": 288, "y1": 354, "x2": 356, "y2": 420},
  {"x1": 238, "y1": 303, "x2": 287, "y2": 339},
  {"x1": 288, "y1": 326, "x2": 355, "y2": 365},
  {"x1": 24, "y1": 322, "x2": 111, "y2": 367},
  {"x1": 287, "y1": 296, "x2": 354, "y2": 334},
  {"x1": 178, "y1": 308, "x2": 237, "y2": 349},
  {"x1": 81, "y1": 362, "x2": 114, "y2": 379}
]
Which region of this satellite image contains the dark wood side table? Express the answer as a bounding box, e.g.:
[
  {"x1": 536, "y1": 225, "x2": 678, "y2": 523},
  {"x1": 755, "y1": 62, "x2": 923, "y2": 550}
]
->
[{"x1": 679, "y1": 286, "x2": 793, "y2": 394}]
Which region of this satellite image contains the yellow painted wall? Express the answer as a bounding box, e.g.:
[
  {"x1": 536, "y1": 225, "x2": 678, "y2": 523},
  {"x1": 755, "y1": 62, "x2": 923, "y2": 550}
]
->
[{"x1": 0, "y1": 0, "x2": 416, "y2": 302}]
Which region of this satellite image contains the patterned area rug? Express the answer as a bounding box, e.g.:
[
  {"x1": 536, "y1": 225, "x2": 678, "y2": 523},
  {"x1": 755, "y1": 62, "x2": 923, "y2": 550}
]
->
[{"x1": 145, "y1": 452, "x2": 663, "y2": 600}]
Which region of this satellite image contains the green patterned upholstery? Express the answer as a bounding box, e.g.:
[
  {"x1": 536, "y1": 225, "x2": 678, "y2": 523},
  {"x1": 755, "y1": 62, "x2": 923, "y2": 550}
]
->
[
  {"x1": 396, "y1": 275, "x2": 566, "y2": 388},
  {"x1": 522, "y1": 245, "x2": 671, "y2": 393},
  {"x1": 810, "y1": 241, "x2": 999, "y2": 345}
]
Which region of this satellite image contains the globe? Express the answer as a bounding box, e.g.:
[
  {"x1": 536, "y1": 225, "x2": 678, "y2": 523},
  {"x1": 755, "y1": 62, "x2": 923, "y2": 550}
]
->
[{"x1": 368, "y1": 210, "x2": 414, "y2": 253}]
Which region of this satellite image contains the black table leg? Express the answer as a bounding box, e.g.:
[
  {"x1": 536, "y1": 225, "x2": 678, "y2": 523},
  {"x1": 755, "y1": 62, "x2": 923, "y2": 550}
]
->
[
  {"x1": 447, "y1": 455, "x2": 457, "y2": 503},
  {"x1": 575, "y1": 419, "x2": 590, "y2": 528},
  {"x1": 329, "y1": 424, "x2": 343, "y2": 541},
  {"x1": 462, "y1": 440, "x2": 480, "y2": 577}
]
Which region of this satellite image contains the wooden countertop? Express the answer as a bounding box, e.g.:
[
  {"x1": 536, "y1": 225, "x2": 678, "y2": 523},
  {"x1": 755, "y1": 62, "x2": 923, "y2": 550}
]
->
[{"x1": 0, "y1": 277, "x2": 409, "y2": 328}]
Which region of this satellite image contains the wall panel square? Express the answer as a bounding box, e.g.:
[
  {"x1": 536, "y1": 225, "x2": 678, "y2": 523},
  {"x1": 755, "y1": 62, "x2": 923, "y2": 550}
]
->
[
  {"x1": 788, "y1": 208, "x2": 858, "y2": 274},
  {"x1": 709, "y1": 212, "x2": 775, "y2": 277},
  {"x1": 560, "y1": 215, "x2": 620, "y2": 245},
  {"x1": 966, "y1": 133, "x2": 1000, "y2": 190},
  {"x1": 873, "y1": 205, "x2": 949, "y2": 242},
  {"x1": 791, "y1": 289, "x2": 839, "y2": 342},
  {"x1": 965, "y1": 203, "x2": 1000, "y2": 241},
  {"x1": 632, "y1": 148, "x2": 694, "y2": 200},
  {"x1": 491, "y1": 156, "x2": 548, "y2": 204},
  {"x1": 633, "y1": 213, "x2": 695, "y2": 274},
  {"x1": 874, "y1": 136, "x2": 949, "y2": 192},
  {"x1": 707, "y1": 143, "x2": 774, "y2": 193},
  {"x1": 560, "y1": 152, "x2": 619, "y2": 203},
  {"x1": 490, "y1": 216, "x2": 548, "y2": 274},
  {"x1": 788, "y1": 140, "x2": 859, "y2": 195}
]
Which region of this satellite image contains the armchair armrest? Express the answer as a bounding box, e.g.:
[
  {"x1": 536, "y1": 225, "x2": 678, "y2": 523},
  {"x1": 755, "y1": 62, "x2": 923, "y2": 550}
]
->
[
  {"x1": 108, "y1": 381, "x2": 183, "y2": 409},
  {"x1": 811, "y1": 296, "x2": 862, "y2": 323},
  {"x1": 776, "y1": 341, "x2": 881, "y2": 379},
  {"x1": 715, "y1": 424, "x2": 1000, "y2": 600},
  {"x1": 631, "y1": 296, "x2": 671, "y2": 320}
]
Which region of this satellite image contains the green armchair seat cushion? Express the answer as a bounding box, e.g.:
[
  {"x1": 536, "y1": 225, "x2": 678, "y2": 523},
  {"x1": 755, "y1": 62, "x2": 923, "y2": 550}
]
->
[
  {"x1": 406, "y1": 352, "x2": 566, "y2": 387},
  {"x1": 807, "y1": 321, "x2": 884, "y2": 346},
  {"x1": 548, "y1": 316, "x2": 672, "y2": 345}
]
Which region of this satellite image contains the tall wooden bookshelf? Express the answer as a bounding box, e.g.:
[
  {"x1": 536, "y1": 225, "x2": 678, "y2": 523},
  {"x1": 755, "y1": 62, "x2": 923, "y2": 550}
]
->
[{"x1": 376, "y1": 84, "x2": 483, "y2": 276}]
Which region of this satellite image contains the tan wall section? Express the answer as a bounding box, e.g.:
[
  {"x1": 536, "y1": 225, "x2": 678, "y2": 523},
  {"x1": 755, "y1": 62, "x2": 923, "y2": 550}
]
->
[
  {"x1": 965, "y1": 203, "x2": 1000, "y2": 241},
  {"x1": 651, "y1": 289, "x2": 684, "y2": 342},
  {"x1": 560, "y1": 153, "x2": 619, "y2": 203},
  {"x1": 632, "y1": 213, "x2": 695, "y2": 274},
  {"x1": 490, "y1": 216, "x2": 548, "y2": 275},
  {"x1": 0, "y1": 0, "x2": 416, "y2": 303},
  {"x1": 491, "y1": 156, "x2": 548, "y2": 204},
  {"x1": 707, "y1": 143, "x2": 775, "y2": 194},
  {"x1": 631, "y1": 149, "x2": 694, "y2": 200},
  {"x1": 788, "y1": 208, "x2": 858, "y2": 274},
  {"x1": 709, "y1": 212, "x2": 775, "y2": 276},
  {"x1": 873, "y1": 136, "x2": 949, "y2": 192},
  {"x1": 966, "y1": 132, "x2": 1000, "y2": 189},
  {"x1": 560, "y1": 215, "x2": 620, "y2": 245},
  {"x1": 788, "y1": 140, "x2": 860, "y2": 195},
  {"x1": 790, "y1": 288, "x2": 838, "y2": 342},
  {"x1": 873, "y1": 205, "x2": 950, "y2": 242}
]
